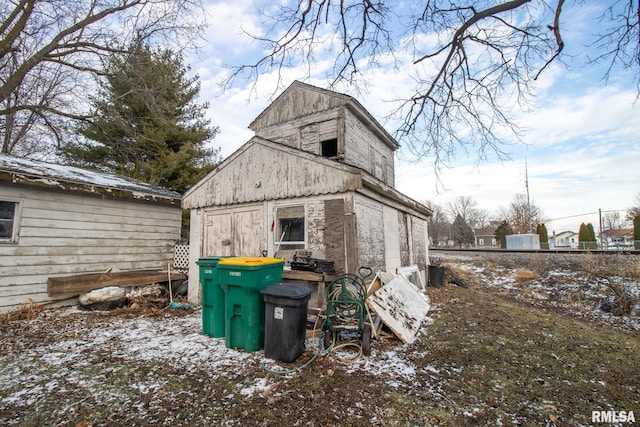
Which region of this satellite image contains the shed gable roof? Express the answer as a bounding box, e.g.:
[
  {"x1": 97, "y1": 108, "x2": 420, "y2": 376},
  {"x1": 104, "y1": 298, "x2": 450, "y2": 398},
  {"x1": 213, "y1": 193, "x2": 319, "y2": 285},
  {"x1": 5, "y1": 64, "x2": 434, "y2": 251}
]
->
[
  {"x1": 182, "y1": 137, "x2": 363, "y2": 209},
  {"x1": 182, "y1": 137, "x2": 431, "y2": 219},
  {"x1": 249, "y1": 81, "x2": 399, "y2": 151},
  {"x1": 0, "y1": 154, "x2": 181, "y2": 205}
]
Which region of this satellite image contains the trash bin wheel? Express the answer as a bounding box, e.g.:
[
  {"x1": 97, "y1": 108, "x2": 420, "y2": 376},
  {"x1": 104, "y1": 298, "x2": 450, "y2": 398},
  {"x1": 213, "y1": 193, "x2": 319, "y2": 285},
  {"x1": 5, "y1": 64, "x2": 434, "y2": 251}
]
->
[{"x1": 361, "y1": 323, "x2": 372, "y2": 356}]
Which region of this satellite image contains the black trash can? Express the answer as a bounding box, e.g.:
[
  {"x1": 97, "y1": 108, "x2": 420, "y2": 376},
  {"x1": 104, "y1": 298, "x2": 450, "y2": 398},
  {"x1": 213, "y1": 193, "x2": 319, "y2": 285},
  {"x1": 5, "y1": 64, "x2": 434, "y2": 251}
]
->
[
  {"x1": 261, "y1": 283, "x2": 312, "y2": 362},
  {"x1": 428, "y1": 265, "x2": 445, "y2": 288}
]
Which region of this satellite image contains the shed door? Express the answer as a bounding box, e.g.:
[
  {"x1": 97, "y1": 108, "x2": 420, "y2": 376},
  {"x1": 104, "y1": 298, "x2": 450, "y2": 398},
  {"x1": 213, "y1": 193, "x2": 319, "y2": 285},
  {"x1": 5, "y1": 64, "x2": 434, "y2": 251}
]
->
[
  {"x1": 204, "y1": 208, "x2": 263, "y2": 257},
  {"x1": 233, "y1": 209, "x2": 262, "y2": 256},
  {"x1": 204, "y1": 212, "x2": 232, "y2": 256}
]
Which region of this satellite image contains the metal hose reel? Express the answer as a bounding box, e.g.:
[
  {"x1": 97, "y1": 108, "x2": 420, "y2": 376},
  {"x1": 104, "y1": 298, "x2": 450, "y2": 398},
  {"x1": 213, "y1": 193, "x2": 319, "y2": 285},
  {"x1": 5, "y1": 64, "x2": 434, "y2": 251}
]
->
[{"x1": 323, "y1": 267, "x2": 373, "y2": 356}]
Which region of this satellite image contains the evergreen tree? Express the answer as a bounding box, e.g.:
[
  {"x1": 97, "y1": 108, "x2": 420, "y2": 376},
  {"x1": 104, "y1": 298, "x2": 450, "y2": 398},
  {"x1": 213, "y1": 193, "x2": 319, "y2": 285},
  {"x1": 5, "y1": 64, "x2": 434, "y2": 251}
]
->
[
  {"x1": 451, "y1": 214, "x2": 475, "y2": 248},
  {"x1": 495, "y1": 220, "x2": 513, "y2": 249},
  {"x1": 587, "y1": 223, "x2": 597, "y2": 242},
  {"x1": 578, "y1": 223, "x2": 587, "y2": 247},
  {"x1": 536, "y1": 223, "x2": 549, "y2": 249},
  {"x1": 61, "y1": 41, "x2": 220, "y2": 193},
  {"x1": 579, "y1": 222, "x2": 597, "y2": 250},
  {"x1": 634, "y1": 216, "x2": 640, "y2": 250}
]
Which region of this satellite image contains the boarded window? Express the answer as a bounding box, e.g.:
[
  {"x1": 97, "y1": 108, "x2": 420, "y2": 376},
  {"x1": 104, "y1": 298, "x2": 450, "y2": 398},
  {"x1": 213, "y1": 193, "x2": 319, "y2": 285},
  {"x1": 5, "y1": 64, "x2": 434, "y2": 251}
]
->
[
  {"x1": 0, "y1": 200, "x2": 18, "y2": 242},
  {"x1": 275, "y1": 206, "x2": 305, "y2": 250}
]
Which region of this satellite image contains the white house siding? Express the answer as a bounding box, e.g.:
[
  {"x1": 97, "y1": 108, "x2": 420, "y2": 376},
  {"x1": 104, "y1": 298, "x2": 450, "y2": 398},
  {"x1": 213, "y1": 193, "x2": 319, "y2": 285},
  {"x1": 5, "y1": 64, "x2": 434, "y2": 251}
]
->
[{"x1": 0, "y1": 185, "x2": 181, "y2": 313}]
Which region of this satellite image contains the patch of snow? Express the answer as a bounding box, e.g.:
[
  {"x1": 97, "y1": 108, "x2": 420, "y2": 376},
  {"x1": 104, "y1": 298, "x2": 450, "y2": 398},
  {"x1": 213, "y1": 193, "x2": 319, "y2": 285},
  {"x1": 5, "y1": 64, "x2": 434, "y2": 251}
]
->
[
  {"x1": 0, "y1": 154, "x2": 179, "y2": 198},
  {"x1": 239, "y1": 378, "x2": 270, "y2": 397}
]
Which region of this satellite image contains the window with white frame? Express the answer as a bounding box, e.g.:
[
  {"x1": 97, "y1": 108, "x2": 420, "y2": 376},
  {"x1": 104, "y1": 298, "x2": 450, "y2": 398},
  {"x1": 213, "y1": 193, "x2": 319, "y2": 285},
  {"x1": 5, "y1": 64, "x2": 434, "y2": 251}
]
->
[
  {"x1": 274, "y1": 205, "x2": 305, "y2": 250},
  {"x1": 0, "y1": 200, "x2": 19, "y2": 243}
]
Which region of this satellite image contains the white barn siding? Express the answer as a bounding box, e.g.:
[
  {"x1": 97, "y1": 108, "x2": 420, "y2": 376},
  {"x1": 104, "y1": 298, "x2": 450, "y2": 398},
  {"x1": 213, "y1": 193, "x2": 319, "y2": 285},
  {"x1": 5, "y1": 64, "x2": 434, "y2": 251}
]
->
[
  {"x1": 253, "y1": 112, "x2": 340, "y2": 153},
  {"x1": 0, "y1": 185, "x2": 181, "y2": 312},
  {"x1": 182, "y1": 139, "x2": 362, "y2": 209},
  {"x1": 353, "y1": 194, "x2": 429, "y2": 274},
  {"x1": 354, "y1": 196, "x2": 386, "y2": 272},
  {"x1": 344, "y1": 109, "x2": 395, "y2": 187},
  {"x1": 383, "y1": 205, "x2": 402, "y2": 273}
]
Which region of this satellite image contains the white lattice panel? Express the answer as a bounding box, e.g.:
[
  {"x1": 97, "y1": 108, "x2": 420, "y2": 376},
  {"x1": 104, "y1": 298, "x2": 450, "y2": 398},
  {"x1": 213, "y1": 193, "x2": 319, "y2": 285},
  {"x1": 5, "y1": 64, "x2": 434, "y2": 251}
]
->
[{"x1": 173, "y1": 244, "x2": 189, "y2": 271}]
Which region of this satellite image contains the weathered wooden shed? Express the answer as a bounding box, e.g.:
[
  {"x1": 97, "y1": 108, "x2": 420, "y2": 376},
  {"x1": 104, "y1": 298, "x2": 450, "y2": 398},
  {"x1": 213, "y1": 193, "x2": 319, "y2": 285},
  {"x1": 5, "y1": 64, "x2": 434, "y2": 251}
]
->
[
  {"x1": 182, "y1": 81, "x2": 432, "y2": 305},
  {"x1": 0, "y1": 154, "x2": 182, "y2": 313}
]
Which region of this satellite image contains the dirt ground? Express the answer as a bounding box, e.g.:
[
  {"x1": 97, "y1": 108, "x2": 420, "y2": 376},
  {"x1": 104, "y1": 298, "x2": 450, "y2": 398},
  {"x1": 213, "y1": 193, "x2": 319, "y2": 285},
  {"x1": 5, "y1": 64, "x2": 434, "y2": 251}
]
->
[{"x1": 1, "y1": 251, "x2": 639, "y2": 426}]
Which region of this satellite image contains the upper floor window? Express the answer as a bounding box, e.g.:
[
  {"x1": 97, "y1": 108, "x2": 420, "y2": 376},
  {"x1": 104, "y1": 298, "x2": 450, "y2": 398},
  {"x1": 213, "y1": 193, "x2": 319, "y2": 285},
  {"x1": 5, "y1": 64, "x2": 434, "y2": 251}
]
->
[
  {"x1": 321, "y1": 138, "x2": 338, "y2": 158},
  {"x1": 0, "y1": 200, "x2": 19, "y2": 243}
]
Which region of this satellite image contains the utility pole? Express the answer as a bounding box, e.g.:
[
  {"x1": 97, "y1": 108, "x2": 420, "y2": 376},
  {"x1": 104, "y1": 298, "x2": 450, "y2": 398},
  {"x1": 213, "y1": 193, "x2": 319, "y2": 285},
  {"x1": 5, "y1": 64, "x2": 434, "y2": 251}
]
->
[
  {"x1": 599, "y1": 208, "x2": 603, "y2": 249},
  {"x1": 525, "y1": 158, "x2": 532, "y2": 234}
]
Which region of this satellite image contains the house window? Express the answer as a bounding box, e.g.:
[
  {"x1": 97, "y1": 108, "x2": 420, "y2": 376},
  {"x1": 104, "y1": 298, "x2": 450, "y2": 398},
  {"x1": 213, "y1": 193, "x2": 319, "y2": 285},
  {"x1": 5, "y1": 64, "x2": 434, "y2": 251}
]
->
[
  {"x1": 479, "y1": 238, "x2": 485, "y2": 246},
  {"x1": 0, "y1": 200, "x2": 19, "y2": 243},
  {"x1": 275, "y1": 205, "x2": 305, "y2": 250},
  {"x1": 321, "y1": 139, "x2": 338, "y2": 158}
]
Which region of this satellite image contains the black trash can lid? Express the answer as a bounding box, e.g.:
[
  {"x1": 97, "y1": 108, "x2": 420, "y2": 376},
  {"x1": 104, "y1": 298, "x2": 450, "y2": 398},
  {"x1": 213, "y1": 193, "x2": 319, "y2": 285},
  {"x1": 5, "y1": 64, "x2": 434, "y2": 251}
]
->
[{"x1": 261, "y1": 282, "x2": 312, "y2": 299}]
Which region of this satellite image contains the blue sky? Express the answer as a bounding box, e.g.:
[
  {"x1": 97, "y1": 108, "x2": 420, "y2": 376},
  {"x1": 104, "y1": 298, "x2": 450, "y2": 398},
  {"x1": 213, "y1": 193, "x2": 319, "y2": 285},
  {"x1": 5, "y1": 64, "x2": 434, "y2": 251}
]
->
[{"x1": 190, "y1": 0, "x2": 640, "y2": 233}]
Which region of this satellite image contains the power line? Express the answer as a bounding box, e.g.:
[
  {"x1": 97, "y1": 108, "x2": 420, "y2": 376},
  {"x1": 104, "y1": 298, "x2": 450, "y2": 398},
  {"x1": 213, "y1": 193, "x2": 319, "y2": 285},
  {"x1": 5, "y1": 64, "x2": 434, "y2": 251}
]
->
[
  {"x1": 547, "y1": 212, "x2": 598, "y2": 222},
  {"x1": 547, "y1": 209, "x2": 628, "y2": 222}
]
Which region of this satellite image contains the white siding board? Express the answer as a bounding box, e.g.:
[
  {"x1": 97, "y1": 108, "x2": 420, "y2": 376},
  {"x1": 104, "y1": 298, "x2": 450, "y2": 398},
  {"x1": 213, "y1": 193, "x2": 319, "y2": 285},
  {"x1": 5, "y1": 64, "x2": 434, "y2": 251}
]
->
[
  {"x1": 9, "y1": 237, "x2": 174, "y2": 249},
  {"x1": 354, "y1": 195, "x2": 385, "y2": 272},
  {"x1": 383, "y1": 205, "x2": 402, "y2": 272},
  {"x1": 0, "y1": 244, "x2": 172, "y2": 258},
  {"x1": 187, "y1": 209, "x2": 203, "y2": 304}
]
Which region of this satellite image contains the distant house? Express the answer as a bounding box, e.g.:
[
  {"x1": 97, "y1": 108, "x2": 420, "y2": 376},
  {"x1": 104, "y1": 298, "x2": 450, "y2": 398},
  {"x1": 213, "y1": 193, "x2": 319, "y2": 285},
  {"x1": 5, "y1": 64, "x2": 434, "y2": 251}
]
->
[
  {"x1": 182, "y1": 81, "x2": 432, "y2": 305},
  {"x1": 601, "y1": 228, "x2": 634, "y2": 250},
  {"x1": 474, "y1": 228, "x2": 498, "y2": 249},
  {"x1": 550, "y1": 230, "x2": 579, "y2": 249},
  {"x1": 0, "y1": 154, "x2": 182, "y2": 313}
]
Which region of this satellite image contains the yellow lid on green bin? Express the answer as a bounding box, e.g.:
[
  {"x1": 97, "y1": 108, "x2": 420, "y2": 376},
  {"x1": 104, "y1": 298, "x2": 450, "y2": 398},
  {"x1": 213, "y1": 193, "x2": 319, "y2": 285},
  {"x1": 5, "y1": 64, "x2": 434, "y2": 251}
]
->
[{"x1": 218, "y1": 256, "x2": 284, "y2": 266}]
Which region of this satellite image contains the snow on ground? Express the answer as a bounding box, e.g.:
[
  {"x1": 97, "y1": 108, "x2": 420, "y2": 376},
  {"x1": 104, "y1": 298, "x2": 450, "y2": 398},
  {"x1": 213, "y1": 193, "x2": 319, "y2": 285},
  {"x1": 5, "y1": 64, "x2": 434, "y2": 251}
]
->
[
  {"x1": 3, "y1": 251, "x2": 639, "y2": 418},
  {"x1": 0, "y1": 306, "x2": 435, "y2": 411}
]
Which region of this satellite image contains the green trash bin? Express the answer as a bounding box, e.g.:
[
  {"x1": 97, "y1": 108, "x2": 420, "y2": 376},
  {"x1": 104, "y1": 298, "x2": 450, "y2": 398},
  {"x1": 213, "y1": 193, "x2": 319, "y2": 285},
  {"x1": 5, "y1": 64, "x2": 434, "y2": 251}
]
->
[
  {"x1": 218, "y1": 257, "x2": 285, "y2": 352},
  {"x1": 196, "y1": 256, "x2": 230, "y2": 338}
]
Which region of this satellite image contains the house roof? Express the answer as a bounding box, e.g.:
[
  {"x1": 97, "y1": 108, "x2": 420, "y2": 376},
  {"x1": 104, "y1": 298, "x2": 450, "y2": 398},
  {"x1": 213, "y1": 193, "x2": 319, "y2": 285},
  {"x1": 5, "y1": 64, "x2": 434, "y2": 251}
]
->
[
  {"x1": 553, "y1": 230, "x2": 578, "y2": 238},
  {"x1": 0, "y1": 154, "x2": 181, "y2": 205},
  {"x1": 249, "y1": 81, "x2": 400, "y2": 151},
  {"x1": 474, "y1": 228, "x2": 496, "y2": 236},
  {"x1": 182, "y1": 137, "x2": 431, "y2": 218},
  {"x1": 602, "y1": 228, "x2": 633, "y2": 238}
]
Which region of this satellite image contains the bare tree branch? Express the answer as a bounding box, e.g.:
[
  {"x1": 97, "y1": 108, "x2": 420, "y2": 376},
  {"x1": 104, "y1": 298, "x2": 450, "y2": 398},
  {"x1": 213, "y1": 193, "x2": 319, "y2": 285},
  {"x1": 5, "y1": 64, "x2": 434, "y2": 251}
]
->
[
  {"x1": 224, "y1": 0, "x2": 639, "y2": 182},
  {"x1": 0, "y1": 0, "x2": 206, "y2": 156}
]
